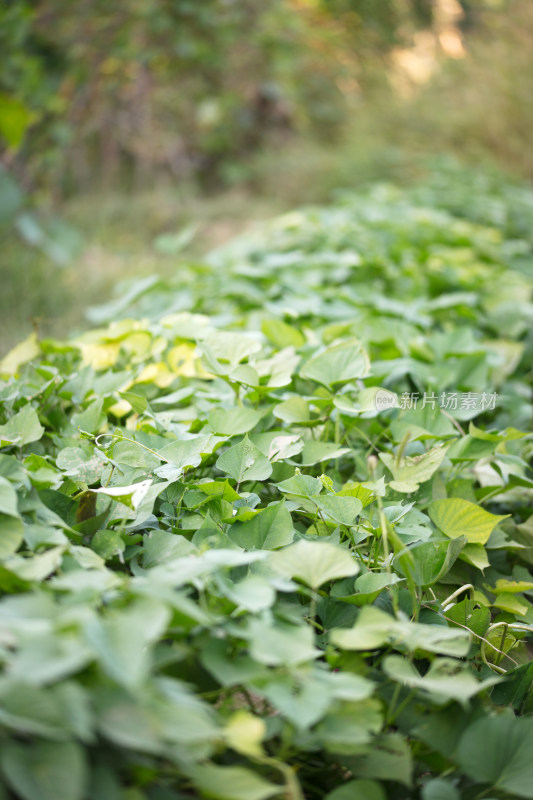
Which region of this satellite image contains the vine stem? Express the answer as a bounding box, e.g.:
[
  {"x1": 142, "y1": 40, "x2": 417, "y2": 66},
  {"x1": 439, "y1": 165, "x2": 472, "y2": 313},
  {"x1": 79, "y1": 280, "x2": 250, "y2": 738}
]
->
[
  {"x1": 442, "y1": 583, "x2": 474, "y2": 611},
  {"x1": 308, "y1": 593, "x2": 318, "y2": 628},
  {"x1": 94, "y1": 431, "x2": 167, "y2": 462},
  {"x1": 376, "y1": 492, "x2": 400, "y2": 617}
]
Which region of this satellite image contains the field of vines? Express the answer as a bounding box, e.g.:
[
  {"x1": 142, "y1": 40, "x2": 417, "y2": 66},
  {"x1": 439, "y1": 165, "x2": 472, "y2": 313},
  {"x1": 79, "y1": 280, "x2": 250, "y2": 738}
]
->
[{"x1": 0, "y1": 169, "x2": 532, "y2": 800}]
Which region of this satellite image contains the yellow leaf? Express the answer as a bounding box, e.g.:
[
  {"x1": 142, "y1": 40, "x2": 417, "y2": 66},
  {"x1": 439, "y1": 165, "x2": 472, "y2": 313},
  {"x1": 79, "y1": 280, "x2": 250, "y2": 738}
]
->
[
  {"x1": 224, "y1": 710, "x2": 266, "y2": 758},
  {"x1": 167, "y1": 344, "x2": 212, "y2": 378},
  {"x1": 428, "y1": 498, "x2": 509, "y2": 545},
  {"x1": 135, "y1": 363, "x2": 175, "y2": 388},
  {"x1": 492, "y1": 579, "x2": 533, "y2": 594},
  {"x1": 121, "y1": 332, "x2": 152, "y2": 359},
  {"x1": 493, "y1": 592, "x2": 529, "y2": 617},
  {"x1": 0, "y1": 333, "x2": 40, "y2": 377},
  {"x1": 78, "y1": 342, "x2": 120, "y2": 370},
  {"x1": 107, "y1": 398, "x2": 132, "y2": 418}
]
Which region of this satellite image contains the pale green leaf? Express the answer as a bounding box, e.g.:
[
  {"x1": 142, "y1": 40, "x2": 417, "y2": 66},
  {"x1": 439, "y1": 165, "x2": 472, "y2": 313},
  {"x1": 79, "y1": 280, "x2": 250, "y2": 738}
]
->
[
  {"x1": 188, "y1": 764, "x2": 281, "y2": 800},
  {"x1": 380, "y1": 444, "x2": 448, "y2": 491},
  {"x1": 271, "y1": 539, "x2": 359, "y2": 589},
  {"x1": 246, "y1": 618, "x2": 319, "y2": 666},
  {"x1": 428, "y1": 498, "x2": 509, "y2": 544},
  {"x1": 422, "y1": 778, "x2": 461, "y2": 800},
  {"x1": 300, "y1": 339, "x2": 370, "y2": 388},
  {"x1": 0, "y1": 405, "x2": 44, "y2": 447},
  {"x1": 208, "y1": 406, "x2": 263, "y2": 436},
  {"x1": 383, "y1": 656, "x2": 499, "y2": 704},
  {"x1": 300, "y1": 440, "x2": 351, "y2": 466},
  {"x1": 1, "y1": 740, "x2": 86, "y2": 800},
  {"x1": 273, "y1": 396, "x2": 310, "y2": 423}
]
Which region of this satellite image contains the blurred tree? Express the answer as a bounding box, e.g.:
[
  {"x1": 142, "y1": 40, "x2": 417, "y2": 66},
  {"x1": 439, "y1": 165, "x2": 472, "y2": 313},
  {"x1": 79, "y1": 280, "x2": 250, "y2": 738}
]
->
[{"x1": 0, "y1": 0, "x2": 515, "y2": 193}]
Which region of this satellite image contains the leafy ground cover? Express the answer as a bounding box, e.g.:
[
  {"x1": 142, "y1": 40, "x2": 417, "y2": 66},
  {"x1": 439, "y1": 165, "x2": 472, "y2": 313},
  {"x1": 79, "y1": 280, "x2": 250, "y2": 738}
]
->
[{"x1": 0, "y1": 172, "x2": 532, "y2": 800}]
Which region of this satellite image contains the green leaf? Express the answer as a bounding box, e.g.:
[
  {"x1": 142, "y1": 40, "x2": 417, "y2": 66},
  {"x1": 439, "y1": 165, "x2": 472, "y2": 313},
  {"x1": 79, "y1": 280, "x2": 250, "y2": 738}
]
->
[
  {"x1": 390, "y1": 406, "x2": 456, "y2": 442},
  {"x1": 216, "y1": 436, "x2": 272, "y2": 483},
  {"x1": 271, "y1": 539, "x2": 359, "y2": 589},
  {"x1": 229, "y1": 500, "x2": 294, "y2": 550},
  {"x1": 3, "y1": 634, "x2": 93, "y2": 687},
  {"x1": 276, "y1": 472, "x2": 323, "y2": 497},
  {"x1": 422, "y1": 779, "x2": 461, "y2": 800},
  {"x1": 201, "y1": 331, "x2": 262, "y2": 372},
  {"x1": 331, "y1": 606, "x2": 470, "y2": 656},
  {"x1": 300, "y1": 338, "x2": 369, "y2": 389},
  {"x1": 0, "y1": 476, "x2": 19, "y2": 519},
  {"x1": 492, "y1": 578, "x2": 533, "y2": 594},
  {"x1": 199, "y1": 639, "x2": 269, "y2": 687},
  {"x1": 331, "y1": 606, "x2": 395, "y2": 650},
  {"x1": 71, "y1": 398, "x2": 106, "y2": 434},
  {"x1": 193, "y1": 479, "x2": 240, "y2": 502},
  {"x1": 273, "y1": 396, "x2": 310, "y2": 423},
  {"x1": 428, "y1": 498, "x2": 509, "y2": 544},
  {"x1": 395, "y1": 537, "x2": 465, "y2": 587},
  {"x1": 259, "y1": 674, "x2": 332, "y2": 728},
  {"x1": 1, "y1": 740, "x2": 86, "y2": 800},
  {"x1": 383, "y1": 656, "x2": 499, "y2": 704},
  {"x1": 161, "y1": 434, "x2": 219, "y2": 466},
  {"x1": 315, "y1": 699, "x2": 382, "y2": 754},
  {"x1": 312, "y1": 494, "x2": 363, "y2": 526},
  {"x1": 342, "y1": 733, "x2": 412, "y2": 787},
  {"x1": 458, "y1": 716, "x2": 533, "y2": 798},
  {"x1": 0, "y1": 513, "x2": 24, "y2": 558},
  {"x1": 332, "y1": 571, "x2": 402, "y2": 605},
  {"x1": 444, "y1": 599, "x2": 491, "y2": 640},
  {"x1": 300, "y1": 440, "x2": 351, "y2": 466},
  {"x1": 118, "y1": 390, "x2": 148, "y2": 414},
  {"x1": 493, "y1": 591, "x2": 529, "y2": 616},
  {"x1": 261, "y1": 318, "x2": 305, "y2": 348},
  {"x1": 353, "y1": 571, "x2": 399, "y2": 597},
  {"x1": 246, "y1": 617, "x2": 319, "y2": 666},
  {"x1": 83, "y1": 599, "x2": 170, "y2": 688},
  {"x1": 326, "y1": 780, "x2": 386, "y2": 800},
  {"x1": 460, "y1": 542, "x2": 490, "y2": 571},
  {"x1": 188, "y1": 765, "x2": 281, "y2": 800},
  {"x1": 56, "y1": 447, "x2": 106, "y2": 484},
  {"x1": 208, "y1": 406, "x2": 263, "y2": 436},
  {"x1": 142, "y1": 530, "x2": 194, "y2": 568},
  {"x1": 217, "y1": 574, "x2": 275, "y2": 612},
  {"x1": 252, "y1": 432, "x2": 304, "y2": 461},
  {"x1": 3, "y1": 546, "x2": 64, "y2": 582},
  {"x1": 380, "y1": 444, "x2": 448, "y2": 491},
  {"x1": 91, "y1": 479, "x2": 153, "y2": 511},
  {"x1": 0, "y1": 681, "x2": 68, "y2": 738},
  {"x1": 0, "y1": 405, "x2": 44, "y2": 447},
  {"x1": 91, "y1": 529, "x2": 125, "y2": 560}
]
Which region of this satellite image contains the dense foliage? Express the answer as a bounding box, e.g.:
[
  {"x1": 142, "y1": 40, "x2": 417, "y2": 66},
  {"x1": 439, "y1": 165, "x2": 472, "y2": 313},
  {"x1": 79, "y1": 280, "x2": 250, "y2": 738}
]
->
[{"x1": 0, "y1": 172, "x2": 532, "y2": 799}]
